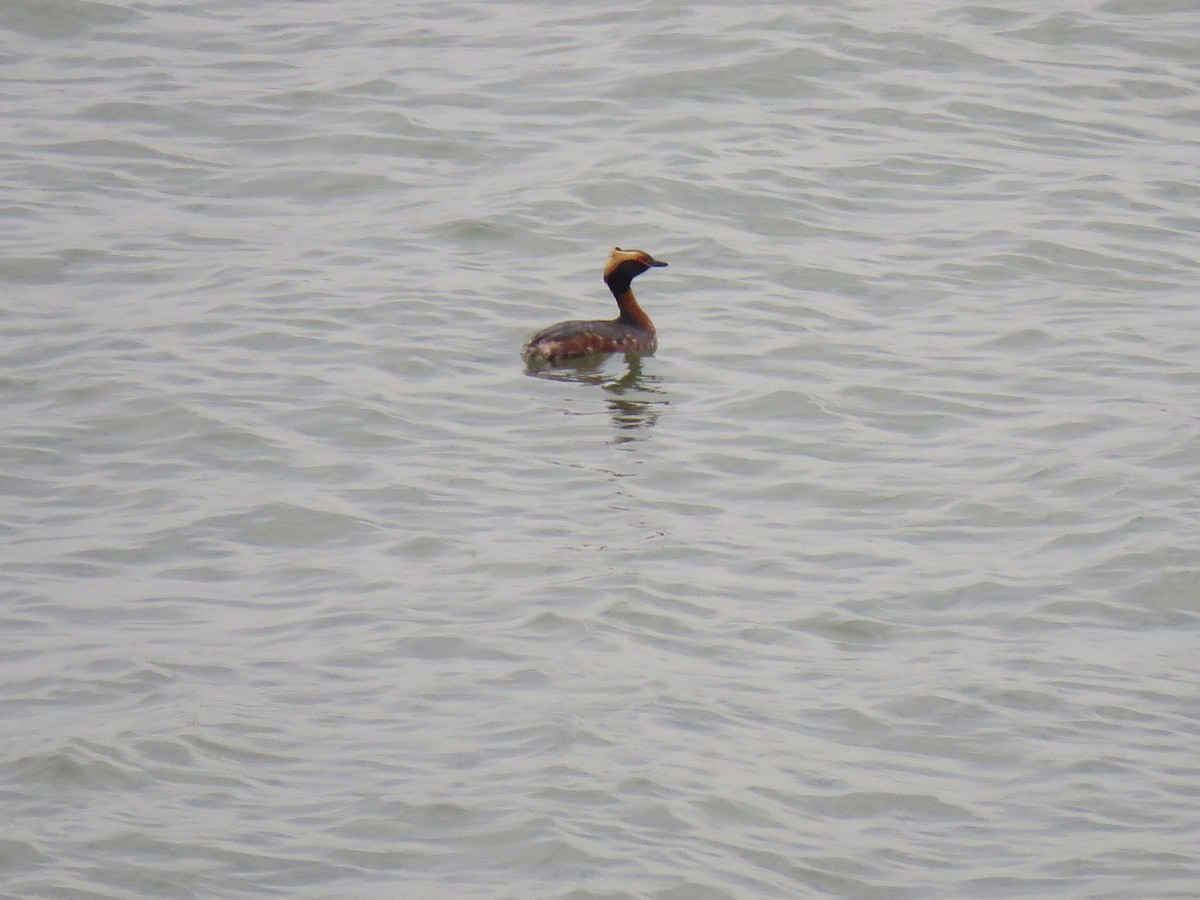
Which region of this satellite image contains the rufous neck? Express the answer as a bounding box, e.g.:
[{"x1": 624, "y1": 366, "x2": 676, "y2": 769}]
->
[{"x1": 611, "y1": 286, "x2": 654, "y2": 332}]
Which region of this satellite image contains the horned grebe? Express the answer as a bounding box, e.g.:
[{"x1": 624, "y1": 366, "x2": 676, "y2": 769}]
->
[{"x1": 521, "y1": 247, "x2": 668, "y2": 367}]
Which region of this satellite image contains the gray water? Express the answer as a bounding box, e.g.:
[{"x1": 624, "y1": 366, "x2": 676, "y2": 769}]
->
[{"x1": 3, "y1": 1, "x2": 1200, "y2": 897}]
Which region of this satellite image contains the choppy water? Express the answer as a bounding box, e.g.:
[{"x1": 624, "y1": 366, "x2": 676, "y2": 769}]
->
[{"x1": 4, "y1": 1, "x2": 1200, "y2": 897}]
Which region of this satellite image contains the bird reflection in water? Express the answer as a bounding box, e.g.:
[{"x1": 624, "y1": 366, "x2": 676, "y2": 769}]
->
[{"x1": 525, "y1": 353, "x2": 666, "y2": 437}]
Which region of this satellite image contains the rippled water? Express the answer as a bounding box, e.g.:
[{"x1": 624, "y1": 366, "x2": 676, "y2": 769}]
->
[{"x1": 4, "y1": 1, "x2": 1200, "y2": 897}]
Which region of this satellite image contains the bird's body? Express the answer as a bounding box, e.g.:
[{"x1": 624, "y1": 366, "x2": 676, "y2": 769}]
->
[{"x1": 522, "y1": 247, "x2": 668, "y2": 367}]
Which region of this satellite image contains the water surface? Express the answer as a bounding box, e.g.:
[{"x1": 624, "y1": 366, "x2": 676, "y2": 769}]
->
[{"x1": 3, "y1": 1, "x2": 1199, "y2": 897}]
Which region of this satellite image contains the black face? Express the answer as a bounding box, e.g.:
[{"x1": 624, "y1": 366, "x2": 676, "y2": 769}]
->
[{"x1": 607, "y1": 259, "x2": 664, "y2": 295}]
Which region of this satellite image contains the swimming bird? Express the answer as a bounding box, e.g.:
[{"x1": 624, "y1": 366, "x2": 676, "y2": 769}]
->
[{"x1": 521, "y1": 247, "x2": 668, "y2": 367}]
